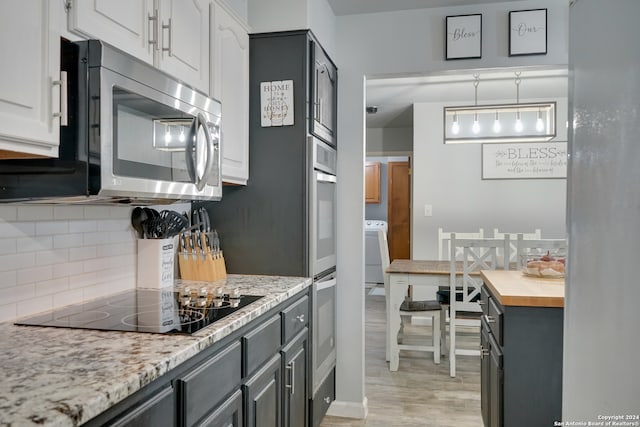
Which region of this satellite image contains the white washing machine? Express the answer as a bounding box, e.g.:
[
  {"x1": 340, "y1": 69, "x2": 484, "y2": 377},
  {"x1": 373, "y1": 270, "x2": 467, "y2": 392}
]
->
[{"x1": 365, "y1": 220, "x2": 388, "y2": 284}]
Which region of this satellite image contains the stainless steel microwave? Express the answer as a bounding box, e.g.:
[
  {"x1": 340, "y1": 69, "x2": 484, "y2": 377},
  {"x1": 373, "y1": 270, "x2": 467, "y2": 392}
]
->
[{"x1": 0, "y1": 39, "x2": 222, "y2": 203}]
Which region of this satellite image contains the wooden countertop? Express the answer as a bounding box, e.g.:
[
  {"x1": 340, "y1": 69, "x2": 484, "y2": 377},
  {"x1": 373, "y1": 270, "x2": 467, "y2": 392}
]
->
[
  {"x1": 481, "y1": 270, "x2": 564, "y2": 308},
  {"x1": 386, "y1": 259, "x2": 480, "y2": 276}
]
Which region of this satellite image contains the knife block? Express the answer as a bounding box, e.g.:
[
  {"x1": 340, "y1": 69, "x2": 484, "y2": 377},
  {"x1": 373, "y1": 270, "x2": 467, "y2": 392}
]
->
[{"x1": 177, "y1": 232, "x2": 227, "y2": 281}]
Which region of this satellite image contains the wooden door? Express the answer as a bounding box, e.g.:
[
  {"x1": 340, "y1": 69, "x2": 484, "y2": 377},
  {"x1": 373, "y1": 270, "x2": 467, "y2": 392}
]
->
[{"x1": 387, "y1": 161, "x2": 410, "y2": 261}]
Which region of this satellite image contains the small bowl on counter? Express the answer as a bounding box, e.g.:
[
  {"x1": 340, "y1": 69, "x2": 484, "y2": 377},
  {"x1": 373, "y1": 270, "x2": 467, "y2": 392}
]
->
[{"x1": 521, "y1": 251, "x2": 566, "y2": 278}]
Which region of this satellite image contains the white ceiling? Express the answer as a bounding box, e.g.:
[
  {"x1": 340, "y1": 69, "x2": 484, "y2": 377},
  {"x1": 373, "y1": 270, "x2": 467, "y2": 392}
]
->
[{"x1": 326, "y1": 0, "x2": 516, "y2": 16}]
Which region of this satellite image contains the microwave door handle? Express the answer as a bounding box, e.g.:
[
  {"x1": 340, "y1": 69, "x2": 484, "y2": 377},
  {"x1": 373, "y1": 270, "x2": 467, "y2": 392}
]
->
[
  {"x1": 185, "y1": 116, "x2": 197, "y2": 185},
  {"x1": 197, "y1": 113, "x2": 215, "y2": 192}
]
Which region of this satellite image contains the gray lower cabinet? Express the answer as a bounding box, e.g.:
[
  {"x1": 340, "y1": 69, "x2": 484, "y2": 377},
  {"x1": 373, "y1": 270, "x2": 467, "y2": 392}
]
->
[
  {"x1": 310, "y1": 368, "x2": 335, "y2": 427},
  {"x1": 282, "y1": 328, "x2": 308, "y2": 427},
  {"x1": 109, "y1": 385, "x2": 175, "y2": 427},
  {"x1": 197, "y1": 390, "x2": 243, "y2": 427},
  {"x1": 480, "y1": 285, "x2": 562, "y2": 427},
  {"x1": 244, "y1": 354, "x2": 282, "y2": 427}
]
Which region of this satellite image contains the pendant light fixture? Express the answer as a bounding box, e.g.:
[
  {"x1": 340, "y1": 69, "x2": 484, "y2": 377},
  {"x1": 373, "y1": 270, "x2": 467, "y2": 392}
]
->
[{"x1": 443, "y1": 72, "x2": 557, "y2": 144}]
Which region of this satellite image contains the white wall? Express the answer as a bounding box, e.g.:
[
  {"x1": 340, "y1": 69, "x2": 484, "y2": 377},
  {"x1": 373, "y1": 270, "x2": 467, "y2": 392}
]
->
[
  {"x1": 412, "y1": 97, "x2": 568, "y2": 260},
  {"x1": 0, "y1": 205, "x2": 136, "y2": 322},
  {"x1": 334, "y1": 0, "x2": 568, "y2": 417}
]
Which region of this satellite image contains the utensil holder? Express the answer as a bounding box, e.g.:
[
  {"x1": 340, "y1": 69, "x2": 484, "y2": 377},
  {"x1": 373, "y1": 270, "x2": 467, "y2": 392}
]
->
[{"x1": 137, "y1": 237, "x2": 177, "y2": 288}]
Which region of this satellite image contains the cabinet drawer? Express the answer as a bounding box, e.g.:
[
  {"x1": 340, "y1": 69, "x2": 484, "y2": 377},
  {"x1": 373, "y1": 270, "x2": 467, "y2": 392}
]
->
[
  {"x1": 243, "y1": 314, "x2": 282, "y2": 378},
  {"x1": 487, "y1": 297, "x2": 504, "y2": 346},
  {"x1": 110, "y1": 386, "x2": 175, "y2": 427},
  {"x1": 281, "y1": 295, "x2": 309, "y2": 343},
  {"x1": 311, "y1": 368, "x2": 335, "y2": 427},
  {"x1": 177, "y1": 342, "x2": 242, "y2": 427}
]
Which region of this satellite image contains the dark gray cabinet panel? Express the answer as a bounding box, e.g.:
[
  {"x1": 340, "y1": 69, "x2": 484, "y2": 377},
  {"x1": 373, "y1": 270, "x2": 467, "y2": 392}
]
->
[
  {"x1": 481, "y1": 285, "x2": 563, "y2": 427},
  {"x1": 282, "y1": 328, "x2": 308, "y2": 427},
  {"x1": 245, "y1": 354, "x2": 282, "y2": 427},
  {"x1": 110, "y1": 385, "x2": 175, "y2": 427},
  {"x1": 243, "y1": 315, "x2": 282, "y2": 378},
  {"x1": 281, "y1": 295, "x2": 309, "y2": 343},
  {"x1": 178, "y1": 341, "x2": 242, "y2": 427},
  {"x1": 197, "y1": 390, "x2": 243, "y2": 427},
  {"x1": 310, "y1": 368, "x2": 334, "y2": 427}
]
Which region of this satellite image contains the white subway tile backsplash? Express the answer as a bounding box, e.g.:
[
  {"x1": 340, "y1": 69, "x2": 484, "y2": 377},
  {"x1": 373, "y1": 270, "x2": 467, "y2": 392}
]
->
[
  {"x1": 17, "y1": 265, "x2": 53, "y2": 285},
  {"x1": 68, "y1": 220, "x2": 97, "y2": 233},
  {"x1": 84, "y1": 206, "x2": 115, "y2": 220},
  {"x1": 53, "y1": 206, "x2": 85, "y2": 220},
  {"x1": 53, "y1": 260, "x2": 85, "y2": 279},
  {"x1": 82, "y1": 231, "x2": 111, "y2": 246},
  {"x1": 53, "y1": 233, "x2": 84, "y2": 249},
  {"x1": 68, "y1": 271, "x2": 100, "y2": 289},
  {"x1": 0, "y1": 206, "x2": 18, "y2": 221},
  {"x1": 17, "y1": 236, "x2": 53, "y2": 253},
  {"x1": 0, "y1": 271, "x2": 17, "y2": 289},
  {"x1": 110, "y1": 230, "x2": 137, "y2": 243},
  {"x1": 109, "y1": 206, "x2": 134, "y2": 219},
  {"x1": 36, "y1": 221, "x2": 69, "y2": 236},
  {"x1": 53, "y1": 288, "x2": 85, "y2": 307},
  {"x1": 36, "y1": 248, "x2": 69, "y2": 266},
  {"x1": 0, "y1": 222, "x2": 35, "y2": 238},
  {"x1": 0, "y1": 283, "x2": 36, "y2": 304},
  {"x1": 0, "y1": 252, "x2": 36, "y2": 272},
  {"x1": 69, "y1": 246, "x2": 97, "y2": 261},
  {"x1": 0, "y1": 303, "x2": 17, "y2": 323},
  {"x1": 0, "y1": 238, "x2": 17, "y2": 256},
  {"x1": 16, "y1": 294, "x2": 53, "y2": 317},
  {"x1": 17, "y1": 206, "x2": 54, "y2": 221},
  {"x1": 97, "y1": 242, "x2": 135, "y2": 258},
  {"x1": 35, "y1": 277, "x2": 69, "y2": 296},
  {"x1": 83, "y1": 257, "x2": 110, "y2": 273},
  {"x1": 98, "y1": 219, "x2": 129, "y2": 232}
]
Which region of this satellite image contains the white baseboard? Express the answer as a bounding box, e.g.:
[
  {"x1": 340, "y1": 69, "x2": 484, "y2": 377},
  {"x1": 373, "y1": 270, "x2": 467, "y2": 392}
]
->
[{"x1": 326, "y1": 396, "x2": 368, "y2": 419}]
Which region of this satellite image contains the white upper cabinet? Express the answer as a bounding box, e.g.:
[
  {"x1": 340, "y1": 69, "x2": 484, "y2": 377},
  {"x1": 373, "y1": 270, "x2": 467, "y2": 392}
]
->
[
  {"x1": 68, "y1": 0, "x2": 154, "y2": 64},
  {"x1": 211, "y1": 1, "x2": 249, "y2": 185},
  {"x1": 157, "y1": 0, "x2": 210, "y2": 94},
  {"x1": 68, "y1": 0, "x2": 210, "y2": 93},
  {"x1": 0, "y1": 1, "x2": 62, "y2": 158}
]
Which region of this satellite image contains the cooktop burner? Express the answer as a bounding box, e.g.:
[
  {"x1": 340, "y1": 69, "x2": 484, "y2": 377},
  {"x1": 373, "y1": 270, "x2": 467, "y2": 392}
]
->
[{"x1": 15, "y1": 288, "x2": 264, "y2": 335}]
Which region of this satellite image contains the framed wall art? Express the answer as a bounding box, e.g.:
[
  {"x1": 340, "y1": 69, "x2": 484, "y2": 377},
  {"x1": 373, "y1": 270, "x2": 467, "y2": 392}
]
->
[
  {"x1": 509, "y1": 8, "x2": 547, "y2": 56},
  {"x1": 445, "y1": 14, "x2": 482, "y2": 60}
]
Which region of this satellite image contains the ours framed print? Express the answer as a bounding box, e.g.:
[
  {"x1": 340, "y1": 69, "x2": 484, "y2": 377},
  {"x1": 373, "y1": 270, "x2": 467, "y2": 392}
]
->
[
  {"x1": 446, "y1": 14, "x2": 482, "y2": 60},
  {"x1": 509, "y1": 8, "x2": 547, "y2": 56}
]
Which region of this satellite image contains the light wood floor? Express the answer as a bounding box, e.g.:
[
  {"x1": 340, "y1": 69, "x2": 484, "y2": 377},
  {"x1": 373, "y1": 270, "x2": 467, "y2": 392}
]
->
[{"x1": 320, "y1": 288, "x2": 482, "y2": 427}]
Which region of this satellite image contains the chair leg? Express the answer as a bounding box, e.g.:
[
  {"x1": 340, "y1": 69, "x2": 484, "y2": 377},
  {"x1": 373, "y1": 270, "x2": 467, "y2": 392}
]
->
[
  {"x1": 449, "y1": 314, "x2": 456, "y2": 377},
  {"x1": 432, "y1": 312, "x2": 441, "y2": 365},
  {"x1": 440, "y1": 306, "x2": 448, "y2": 357}
]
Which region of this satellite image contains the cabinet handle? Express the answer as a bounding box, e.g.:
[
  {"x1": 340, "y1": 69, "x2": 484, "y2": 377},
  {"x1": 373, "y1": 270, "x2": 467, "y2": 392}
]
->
[
  {"x1": 477, "y1": 300, "x2": 486, "y2": 305},
  {"x1": 52, "y1": 71, "x2": 68, "y2": 126},
  {"x1": 484, "y1": 315, "x2": 495, "y2": 323},
  {"x1": 285, "y1": 360, "x2": 295, "y2": 395},
  {"x1": 296, "y1": 314, "x2": 305, "y2": 323},
  {"x1": 162, "y1": 18, "x2": 172, "y2": 57},
  {"x1": 324, "y1": 396, "x2": 331, "y2": 404},
  {"x1": 479, "y1": 345, "x2": 490, "y2": 359},
  {"x1": 148, "y1": 10, "x2": 159, "y2": 50}
]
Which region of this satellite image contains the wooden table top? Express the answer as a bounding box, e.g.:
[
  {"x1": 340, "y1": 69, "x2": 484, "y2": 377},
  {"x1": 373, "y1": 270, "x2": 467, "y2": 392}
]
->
[
  {"x1": 386, "y1": 259, "x2": 480, "y2": 276},
  {"x1": 481, "y1": 270, "x2": 564, "y2": 308}
]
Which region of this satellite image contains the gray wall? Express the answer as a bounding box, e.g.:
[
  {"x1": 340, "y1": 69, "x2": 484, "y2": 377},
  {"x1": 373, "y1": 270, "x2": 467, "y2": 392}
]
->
[
  {"x1": 366, "y1": 127, "x2": 413, "y2": 155},
  {"x1": 564, "y1": 0, "x2": 640, "y2": 420}
]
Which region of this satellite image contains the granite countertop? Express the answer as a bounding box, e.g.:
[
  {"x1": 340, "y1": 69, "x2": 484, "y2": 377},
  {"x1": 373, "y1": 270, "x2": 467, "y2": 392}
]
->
[
  {"x1": 0, "y1": 274, "x2": 311, "y2": 427},
  {"x1": 480, "y1": 269, "x2": 564, "y2": 308}
]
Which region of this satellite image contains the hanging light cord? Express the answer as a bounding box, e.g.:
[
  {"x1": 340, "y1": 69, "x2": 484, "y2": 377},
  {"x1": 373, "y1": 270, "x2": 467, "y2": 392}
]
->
[
  {"x1": 514, "y1": 71, "x2": 522, "y2": 104},
  {"x1": 473, "y1": 73, "x2": 480, "y2": 106}
]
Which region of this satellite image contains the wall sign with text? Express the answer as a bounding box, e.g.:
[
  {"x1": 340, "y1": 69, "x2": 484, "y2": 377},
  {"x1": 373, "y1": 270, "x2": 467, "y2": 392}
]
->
[
  {"x1": 446, "y1": 14, "x2": 482, "y2": 60},
  {"x1": 260, "y1": 80, "x2": 294, "y2": 127},
  {"x1": 482, "y1": 142, "x2": 567, "y2": 179},
  {"x1": 509, "y1": 8, "x2": 547, "y2": 56}
]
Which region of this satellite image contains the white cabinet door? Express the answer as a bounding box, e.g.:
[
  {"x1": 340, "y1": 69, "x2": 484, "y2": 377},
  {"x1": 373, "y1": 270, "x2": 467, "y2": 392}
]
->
[
  {"x1": 157, "y1": 0, "x2": 210, "y2": 94},
  {"x1": 0, "y1": 0, "x2": 61, "y2": 157},
  {"x1": 212, "y1": 2, "x2": 249, "y2": 185},
  {"x1": 68, "y1": 0, "x2": 154, "y2": 64}
]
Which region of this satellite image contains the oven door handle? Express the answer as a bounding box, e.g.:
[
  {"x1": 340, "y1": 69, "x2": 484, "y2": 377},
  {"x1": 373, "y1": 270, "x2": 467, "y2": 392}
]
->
[
  {"x1": 316, "y1": 276, "x2": 337, "y2": 290},
  {"x1": 316, "y1": 171, "x2": 336, "y2": 184}
]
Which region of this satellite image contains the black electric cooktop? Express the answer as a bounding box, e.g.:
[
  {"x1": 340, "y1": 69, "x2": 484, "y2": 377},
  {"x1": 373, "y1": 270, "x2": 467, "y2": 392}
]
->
[{"x1": 15, "y1": 288, "x2": 264, "y2": 335}]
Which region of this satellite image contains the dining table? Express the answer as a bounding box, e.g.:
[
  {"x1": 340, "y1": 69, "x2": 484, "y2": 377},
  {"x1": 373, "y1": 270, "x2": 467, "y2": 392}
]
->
[{"x1": 384, "y1": 259, "x2": 481, "y2": 371}]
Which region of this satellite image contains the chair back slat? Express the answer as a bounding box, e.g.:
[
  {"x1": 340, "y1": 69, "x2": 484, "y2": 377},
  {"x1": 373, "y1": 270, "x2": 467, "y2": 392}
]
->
[
  {"x1": 493, "y1": 228, "x2": 542, "y2": 262},
  {"x1": 438, "y1": 227, "x2": 485, "y2": 260}
]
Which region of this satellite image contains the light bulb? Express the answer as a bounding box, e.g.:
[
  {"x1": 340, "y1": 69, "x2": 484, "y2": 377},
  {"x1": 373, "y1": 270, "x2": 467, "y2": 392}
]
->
[
  {"x1": 492, "y1": 112, "x2": 501, "y2": 133},
  {"x1": 515, "y1": 112, "x2": 523, "y2": 132},
  {"x1": 536, "y1": 110, "x2": 544, "y2": 132},
  {"x1": 164, "y1": 126, "x2": 171, "y2": 143},
  {"x1": 451, "y1": 113, "x2": 460, "y2": 135},
  {"x1": 179, "y1": 127, "x2": 186, "y2": 142},
  {"x1": 472, "y1": 118, "x2": 480, "y2": 134}
]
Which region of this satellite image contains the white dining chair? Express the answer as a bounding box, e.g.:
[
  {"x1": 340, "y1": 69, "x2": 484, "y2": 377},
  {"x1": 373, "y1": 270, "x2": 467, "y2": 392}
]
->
[
  {"x1": 437, "y1": 227, "x2": 485, "y2": 260},
  {"x1": 515, "y1": 234, "x2": 567, "y2": 270},
  {"x1": 448, "y1": 235, "x2": 509, "y2": 377},
  {"x1": 379, "y1": 230, "x2": 443, "y2": 365},
  {"x1": 493, "y1": 228, "x2": 542, "y2": 264}
]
